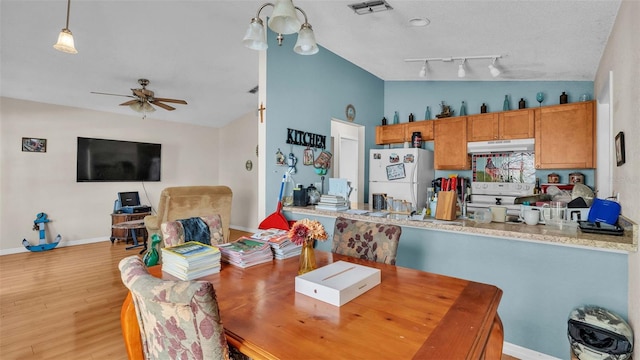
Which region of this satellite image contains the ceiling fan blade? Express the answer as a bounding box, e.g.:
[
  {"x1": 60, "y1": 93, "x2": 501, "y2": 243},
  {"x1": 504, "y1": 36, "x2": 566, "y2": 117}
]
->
[
  {"x1": 153, "y1": 97, "x2": 187, "y2": 105},
  {"x1": 151, "y1": 101, "x2": 176, "y2": 111},
  {"x1": 119, "y1": 100, "x2": 139, "y2": 106},
  {"x1": 90, "y1": 91, "x2": 135, "y2": 98}
]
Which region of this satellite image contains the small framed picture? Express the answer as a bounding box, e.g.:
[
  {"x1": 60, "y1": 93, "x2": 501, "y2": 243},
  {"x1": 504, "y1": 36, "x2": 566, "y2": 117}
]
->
[
  {"x1": 615, "y1": 132, "x2": 625, "y2": 166},
  {"x1": 303, "y1": 148, "x2": 314, "y2": 166},
  {"x1": 22, "y1": 138, "x2": 47, "y2": 153}
]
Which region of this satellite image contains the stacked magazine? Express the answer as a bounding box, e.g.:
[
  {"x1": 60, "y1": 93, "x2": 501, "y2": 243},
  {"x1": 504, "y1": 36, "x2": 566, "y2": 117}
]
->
[
  {"x1": 216, "y1": 237, "x2": 273, "y2": 268},
  {"x1": 251, "y1": 228, "x2": 302, "y2": 260},
  {"x1": 315, "y1": 195, "x2": 349, "y2": 211},
  {"x1": 161, "y1": 241, "x2": 222, "y2": 280}
]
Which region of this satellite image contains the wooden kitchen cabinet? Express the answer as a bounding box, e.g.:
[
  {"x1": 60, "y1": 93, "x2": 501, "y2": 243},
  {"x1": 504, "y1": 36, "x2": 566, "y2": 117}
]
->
[
  {"x1": 376, "y1": 123, "x2": 405, "y2": 144},
  {"x1": 406, "y1": 121, "x2": 434, "y2": 141},
  {"x1": 434, "y1": 117, "x2": 471, "y2": 170},
  {"x1": 375, "y1": 121, "x2": 434, "y2": 145},
  {"x1": 535, "y1": 101, "x2": 595, "y2": 169},
  {"x1": 467, "y1": 109, "x2": 534, "y2": 141}
]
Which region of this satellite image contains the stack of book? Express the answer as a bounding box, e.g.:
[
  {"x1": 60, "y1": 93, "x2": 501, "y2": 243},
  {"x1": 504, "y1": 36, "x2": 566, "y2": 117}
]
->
[
  {"x1": 251, "y1": 228, "x2": 302, "y2": 260},
  {"x1": 161, "y1": 241, "x2": 222, "y2": 280},
  {"x1": 216, "y1": 237, "x2": 273, "y2": 268},
  {"x1": 315, "y1": 195, "x2": 349, "y2": 211}
]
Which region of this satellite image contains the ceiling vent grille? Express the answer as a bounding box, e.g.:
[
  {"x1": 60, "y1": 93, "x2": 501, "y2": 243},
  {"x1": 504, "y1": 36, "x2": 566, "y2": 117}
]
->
[{"x1": 348, "y1": 1, "x2": 393, "y2": 15}]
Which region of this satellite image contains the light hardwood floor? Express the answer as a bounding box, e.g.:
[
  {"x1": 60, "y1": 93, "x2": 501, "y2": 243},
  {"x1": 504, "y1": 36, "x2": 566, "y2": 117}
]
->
[{"x1": 0, "y1": 230, "x2": 518, "y2": 360}]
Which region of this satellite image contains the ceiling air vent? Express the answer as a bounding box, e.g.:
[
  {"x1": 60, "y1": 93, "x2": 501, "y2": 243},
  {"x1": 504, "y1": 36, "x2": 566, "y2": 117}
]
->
[{"x1": 348, "y1": 1, "x2": 393, "y2": 15}]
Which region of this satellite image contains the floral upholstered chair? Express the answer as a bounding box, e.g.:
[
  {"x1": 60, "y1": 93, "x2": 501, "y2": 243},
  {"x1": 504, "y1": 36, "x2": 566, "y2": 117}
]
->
[
  {"x1": 331, "y1": 217, "x2": 402, "y2": 265},
  {"x1": 119, "y1": 256, "x2": 230, "y2": 360}
]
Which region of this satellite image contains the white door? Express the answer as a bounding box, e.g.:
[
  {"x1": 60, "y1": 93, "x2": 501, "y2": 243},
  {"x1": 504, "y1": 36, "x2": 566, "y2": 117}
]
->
[{"x1": 331, "y1": 119, "x2": 364, "y2": 206}]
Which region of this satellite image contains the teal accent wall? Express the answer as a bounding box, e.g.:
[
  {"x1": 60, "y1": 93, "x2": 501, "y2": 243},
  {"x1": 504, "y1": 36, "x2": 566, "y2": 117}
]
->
[
  {"x1": 269, "y1": 29, "x2": 627, "y2": 359},
  {"x1": 285, "y1": 211, "x2": 629, "y2": 359},
  {"x1": 265, "y1": 30, "x2": 383, "y2": 210}
]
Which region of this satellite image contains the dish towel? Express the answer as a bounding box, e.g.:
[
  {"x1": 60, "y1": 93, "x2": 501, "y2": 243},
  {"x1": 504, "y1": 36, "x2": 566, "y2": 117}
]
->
[{"x1": 178, "y1": 217, "x2": 211, "y2": 245}]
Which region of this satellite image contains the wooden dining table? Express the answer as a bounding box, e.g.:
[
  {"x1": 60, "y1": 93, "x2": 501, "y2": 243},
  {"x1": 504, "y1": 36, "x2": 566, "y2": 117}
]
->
[{"x1": 123, "y1": 251, "x2": 504, "y2": 359}]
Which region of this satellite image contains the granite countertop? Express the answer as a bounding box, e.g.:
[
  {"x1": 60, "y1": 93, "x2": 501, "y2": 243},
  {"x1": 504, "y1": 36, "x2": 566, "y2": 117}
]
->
[{"x1": 284, "y1": 205, "x2": 638, "y2": 253}]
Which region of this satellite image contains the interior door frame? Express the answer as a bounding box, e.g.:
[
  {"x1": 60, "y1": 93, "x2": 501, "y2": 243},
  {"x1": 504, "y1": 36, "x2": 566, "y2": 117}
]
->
[{"x1": 330, "y1": 118, "x2": 365, "y2": 205}]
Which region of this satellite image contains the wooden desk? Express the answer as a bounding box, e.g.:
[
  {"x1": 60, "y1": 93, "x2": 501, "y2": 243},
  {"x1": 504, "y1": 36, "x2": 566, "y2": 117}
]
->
[{"x1": 125, "y1": 252, "x2": 503, "y2": 359}]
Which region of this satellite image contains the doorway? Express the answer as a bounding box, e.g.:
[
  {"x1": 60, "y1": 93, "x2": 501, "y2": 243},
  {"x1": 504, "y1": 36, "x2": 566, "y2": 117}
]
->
[{"x1": 331, "y1": 119, "x2": 365, "y2": 206}]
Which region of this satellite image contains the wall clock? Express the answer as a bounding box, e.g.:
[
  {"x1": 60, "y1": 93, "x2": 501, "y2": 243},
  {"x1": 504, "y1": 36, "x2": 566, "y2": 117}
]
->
[{"x1": 346, "y1": 104, "x2": 356, "y2": 122}]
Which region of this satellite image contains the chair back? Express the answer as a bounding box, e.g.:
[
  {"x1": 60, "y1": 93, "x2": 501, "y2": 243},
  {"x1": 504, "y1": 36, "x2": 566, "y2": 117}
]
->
[
  {"x1": 331, "y1": 217, "x2": 402, "y2": 265},
  {"x1": 119, "y1": 256, "x2": 229, "y2": 360},
  {"x1": 146, "y1": 186, "x2": 232, "y2": 243}
]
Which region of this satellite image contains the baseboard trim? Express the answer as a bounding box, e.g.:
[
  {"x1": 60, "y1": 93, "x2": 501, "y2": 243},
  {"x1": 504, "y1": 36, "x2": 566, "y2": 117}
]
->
[
  {"x1": 503, "y1": 342, "x2": 561, "y2": 360},
  {"x1": 1, "y1": 237, "x2": 111, "y2": 256}
]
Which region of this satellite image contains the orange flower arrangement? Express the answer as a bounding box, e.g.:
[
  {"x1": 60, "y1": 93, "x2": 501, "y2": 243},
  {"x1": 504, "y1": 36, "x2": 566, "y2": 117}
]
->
[{"x1": 288, "y1": 219, "x2": 328, "y2": 246}]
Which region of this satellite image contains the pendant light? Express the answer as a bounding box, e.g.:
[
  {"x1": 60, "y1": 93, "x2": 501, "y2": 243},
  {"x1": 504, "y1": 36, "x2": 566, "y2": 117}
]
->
[
  {"x1": 243, "y1": 1, "x2": 318, "y2": 55},
  {"x1": 53, "y1": 0, "x2": 78, "y2": 54}
]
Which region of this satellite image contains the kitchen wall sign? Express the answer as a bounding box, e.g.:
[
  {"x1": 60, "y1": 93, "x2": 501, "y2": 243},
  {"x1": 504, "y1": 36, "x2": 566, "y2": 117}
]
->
[{"x1": 286, "y1": 128, "x2": 326, "y2": 149}]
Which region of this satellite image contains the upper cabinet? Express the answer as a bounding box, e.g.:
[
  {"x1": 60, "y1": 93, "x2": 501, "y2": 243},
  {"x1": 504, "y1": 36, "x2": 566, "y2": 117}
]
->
[
  {"x1": 434, "y1": 117, "x2": 470, "y2": 170},
  {"x1": 375, "y1": 121, "x2": 434, "y2": 145},
  {"x1": 375, "y1": 123, "x2": 405, "y2": 145},
  {"x1": 467, "y1": 109, "x2": 534, "y2": 141},
  {"x1": 534, "y1": 101, "x2": 595, "y2": 169}
]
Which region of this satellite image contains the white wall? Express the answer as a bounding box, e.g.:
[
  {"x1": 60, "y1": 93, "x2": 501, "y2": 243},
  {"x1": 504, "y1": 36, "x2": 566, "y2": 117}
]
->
[
  {"x1": 0, "y1": 97, "x2": 223, "y2": 253},
  {"x1": 218, "y1": 111, "x2": 259, "y2": 232},
  {"x1": 594, "y1": 0, "x2": 640, "y2": 349}
]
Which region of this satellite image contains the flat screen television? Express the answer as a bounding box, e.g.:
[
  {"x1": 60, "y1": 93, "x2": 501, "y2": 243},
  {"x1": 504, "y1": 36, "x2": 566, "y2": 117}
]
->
[{"x1": 77, "y1": 137, "x2": 161, "y2": 182}]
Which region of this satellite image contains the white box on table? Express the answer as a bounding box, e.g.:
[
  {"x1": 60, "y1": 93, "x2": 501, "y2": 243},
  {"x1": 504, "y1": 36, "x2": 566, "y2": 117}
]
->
[{"x1": 295, "y1": 260, "x2": 381, "y2": 306}]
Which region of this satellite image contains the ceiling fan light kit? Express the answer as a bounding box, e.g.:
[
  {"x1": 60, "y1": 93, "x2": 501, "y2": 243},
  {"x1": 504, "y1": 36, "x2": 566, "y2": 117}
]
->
[
  {"x1": 405, "y1": 55, "x2": 502, "y2": 79},
  {"x1": 243, "y1": 0, "x2": 318, "y2": 55},
  {"x1": 53, "y1": 0, "x2": 77, "y2": 54}
]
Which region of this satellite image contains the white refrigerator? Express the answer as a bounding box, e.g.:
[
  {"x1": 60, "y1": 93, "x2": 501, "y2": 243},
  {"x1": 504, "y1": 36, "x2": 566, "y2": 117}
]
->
[{"x1": 369, "y1": 148, "x2": 434, "y2": 211}]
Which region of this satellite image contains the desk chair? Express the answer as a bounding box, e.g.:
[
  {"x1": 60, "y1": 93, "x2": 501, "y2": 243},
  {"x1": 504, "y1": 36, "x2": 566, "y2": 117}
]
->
[
  {"x1": 119, "y1": 256, "x2": 230, "y2": 360},
  {"x1": 331, "y1": 217, "x2": 402, "y2": 265}
]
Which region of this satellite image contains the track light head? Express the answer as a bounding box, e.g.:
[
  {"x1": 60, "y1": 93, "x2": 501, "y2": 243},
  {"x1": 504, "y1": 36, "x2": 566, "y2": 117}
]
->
[
  {"x1": 419, "y1": 60, "x2": 428, "y2": 78},
  {"x1": 457, "y1": 59, "x2": 466, "y2": 78},
  {"x1": 488, "y1": 58, "x2": 501, "y2": 77}
]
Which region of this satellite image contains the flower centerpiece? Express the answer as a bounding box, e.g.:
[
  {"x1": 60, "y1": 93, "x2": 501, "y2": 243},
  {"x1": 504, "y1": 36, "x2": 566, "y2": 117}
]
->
[{"x1": 288, "y1": 219, "x2": 328, "y2": 275}]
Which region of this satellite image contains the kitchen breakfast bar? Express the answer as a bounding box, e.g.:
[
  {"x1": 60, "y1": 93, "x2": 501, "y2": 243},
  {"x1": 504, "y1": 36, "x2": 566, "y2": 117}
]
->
[{"x1": 283, "y1": 205, "x2": 637, "y2": 359}]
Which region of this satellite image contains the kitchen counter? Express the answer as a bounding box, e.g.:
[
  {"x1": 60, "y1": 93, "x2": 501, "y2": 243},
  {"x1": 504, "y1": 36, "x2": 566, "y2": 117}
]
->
[{"x1": 284, "y1": 204, "x2": 638, "y2": 253}]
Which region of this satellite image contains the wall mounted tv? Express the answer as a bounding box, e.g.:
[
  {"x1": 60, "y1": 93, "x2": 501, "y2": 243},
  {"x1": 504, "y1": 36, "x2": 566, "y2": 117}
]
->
[{"x1": 77, "y1": 137, "x2": 161, "y2": 182}]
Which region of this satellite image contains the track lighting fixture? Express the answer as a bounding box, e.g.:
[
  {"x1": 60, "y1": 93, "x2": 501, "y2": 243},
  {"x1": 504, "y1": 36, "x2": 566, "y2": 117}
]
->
[
  {"x1": 488, "y1": 58, "x2": 501, "y2": 77},
  {"x1": 457, "y1": 59, "x2": 466, "y2": 78},
  {"x1": 243, "y1": 0, "x2": 318, "y2": 55},
  {"x1": 405, "y1": 55, "x2": 503, "y2": 79},
  {"x1": 53, "y1": 0, "x2": 77, "y2": 54}
]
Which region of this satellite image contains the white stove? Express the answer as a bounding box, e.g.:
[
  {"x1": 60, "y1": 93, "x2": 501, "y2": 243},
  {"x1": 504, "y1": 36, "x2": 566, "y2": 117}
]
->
[{"x1": 467, "y1": 182, "x2": 535, "y2": 216}]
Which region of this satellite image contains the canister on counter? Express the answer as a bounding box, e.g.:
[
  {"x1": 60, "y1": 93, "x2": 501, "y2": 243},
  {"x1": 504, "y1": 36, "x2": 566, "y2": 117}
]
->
[
  {"x1": 569, "y1": 172, "x2": 584, "y2": 184},
  {"x1": 547, "y1": 173, "x2": 560, "y2": 184}
]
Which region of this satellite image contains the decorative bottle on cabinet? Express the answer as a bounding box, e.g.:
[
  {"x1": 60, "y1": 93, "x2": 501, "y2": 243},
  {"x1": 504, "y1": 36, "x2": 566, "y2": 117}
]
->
[
  {"x1": 409, "y1": 113, "x2": 415, "y2": 122},
  {"x1": 393, "y1": 111, "x2": 399, "y2": 124},
  {"x1": 459, "y1": 101, "x2": 467, "y2": 116},
  {"x1": 480, "y1": 103, "x2": 487, "y2": 113},
  {"x1": 381, "y1": 117, "x2": 387, "y2": 125},
  {"x1": 503, "y1": 95, "x2": 510, "y2": 111},
  {"x1": 519, "y1": 98, "x2": 526, "y2": 109},
  {"x1": 425, "y1": 106, "x2": 431, "y2": 120},
  {"x1": 560, "y1": 92, "x2": 568, "y2": 104}
]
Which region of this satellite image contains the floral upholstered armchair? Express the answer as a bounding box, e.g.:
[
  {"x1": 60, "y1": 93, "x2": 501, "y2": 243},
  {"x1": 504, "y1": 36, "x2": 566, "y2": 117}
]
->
[
  {"x1": 119, "y1": 256, "x2": 230, "y2": 360},
  {"x1": 331, "y1": 217, "x2": 402, "y2": 265}
]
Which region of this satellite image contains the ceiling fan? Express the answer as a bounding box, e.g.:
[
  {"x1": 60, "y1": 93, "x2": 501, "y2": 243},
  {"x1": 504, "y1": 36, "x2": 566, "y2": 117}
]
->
[{"x1": 91, "y1": 78, "x2": 187, "y2": 113}]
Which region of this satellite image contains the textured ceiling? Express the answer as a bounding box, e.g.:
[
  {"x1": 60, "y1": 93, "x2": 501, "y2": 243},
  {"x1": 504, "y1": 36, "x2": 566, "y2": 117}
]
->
[{"x1": 0, "y1": 0, "x2": 621, "y2": 128}]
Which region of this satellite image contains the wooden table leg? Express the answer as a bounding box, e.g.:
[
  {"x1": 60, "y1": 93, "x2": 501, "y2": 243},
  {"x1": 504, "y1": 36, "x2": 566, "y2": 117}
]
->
[{"x1": 483, "y1": 314, "x2": 504, "y2": 360}]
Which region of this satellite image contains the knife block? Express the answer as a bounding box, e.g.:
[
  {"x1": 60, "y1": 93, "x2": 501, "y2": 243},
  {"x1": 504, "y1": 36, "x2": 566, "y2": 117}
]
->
[{"x1": 435, "y1": 191, "x2": 457, "y2": 220}]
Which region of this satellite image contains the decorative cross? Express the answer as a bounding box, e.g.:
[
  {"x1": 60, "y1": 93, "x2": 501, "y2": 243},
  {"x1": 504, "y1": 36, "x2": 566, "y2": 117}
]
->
[{"x1": 258, "y1": 102, "x2": 266, "y2": 123}]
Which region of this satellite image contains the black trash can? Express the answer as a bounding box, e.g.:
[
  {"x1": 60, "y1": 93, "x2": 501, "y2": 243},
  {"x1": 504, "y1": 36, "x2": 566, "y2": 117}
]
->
[{"x1": 568, "y1": 305, "x2": 634, "y2": 360}]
